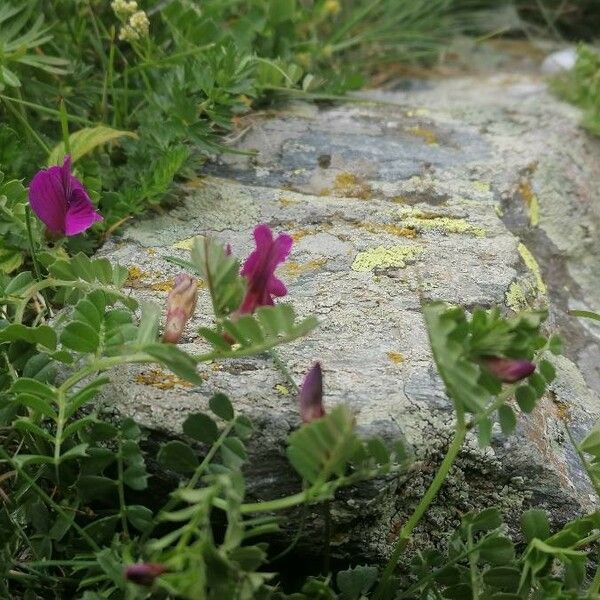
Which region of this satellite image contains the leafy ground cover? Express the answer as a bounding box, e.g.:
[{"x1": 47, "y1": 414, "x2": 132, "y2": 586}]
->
[{"x1": 3, "y1": 1, "x2": 600, "y2": 599}]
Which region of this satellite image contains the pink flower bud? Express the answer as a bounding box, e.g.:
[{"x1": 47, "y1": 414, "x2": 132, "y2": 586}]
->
[
  {"x1": 124, "y1": 562, "x2": 166, "y2": 586},
  {"x1": 481, "y1": 356, "x2": 535, "y2": 383},
  {"x1": 299, "y1": 362, "x2": 325, "y2": 423},
  {"x1": 162, "y1": 274, "x2": 198, "y2": 344}
]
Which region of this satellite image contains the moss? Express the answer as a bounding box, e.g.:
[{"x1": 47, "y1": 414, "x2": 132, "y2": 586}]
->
[
  {"x1": 518, "y1": 243, "x2": 547, "y2": 295},
  {"x1": 351, "y1": 245, "x2": 424, "y2": 272}
]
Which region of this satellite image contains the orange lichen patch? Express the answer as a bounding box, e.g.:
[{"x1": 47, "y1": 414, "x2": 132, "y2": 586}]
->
[
  {"x1": 332, "y1": 172, "x2": 372, "y2": 199},
  {"x1": 135, "y1": 369, "x2": 198, "y2": 389},
  {"x1": 290, "y1": 223, "x2": 332, "y2": 241},
  {"x1": 357, "y1": 222, "x2": 417, "y2": 238},
  {"x1": 387, "y1": 351, "x2": 404, "y2": 364},
  {"x1": 126, "y1": 267, "x2": 203, "y2": 292},
  {"x1": 283, "y1": 258, "x2": 327, "y2": 277},
  {"x1": 407, "y1": 126, "x2": 438, "y2": 145}
]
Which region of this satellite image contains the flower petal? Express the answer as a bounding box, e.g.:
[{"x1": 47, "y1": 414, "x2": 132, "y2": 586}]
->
[
  {"x1": 299, "y1": 362, "x2": 325, "y2": 423},
  {"x1": 64, "y1": 187, "x2": 103, "y2": 236},
  {"x1": 28, "y1": 165, "x2": 68, "y2": 234}
]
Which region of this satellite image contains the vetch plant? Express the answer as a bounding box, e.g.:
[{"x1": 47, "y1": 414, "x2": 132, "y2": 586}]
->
[{"x1": 28, "y1": 155, "x2": 103, "y2": 237}]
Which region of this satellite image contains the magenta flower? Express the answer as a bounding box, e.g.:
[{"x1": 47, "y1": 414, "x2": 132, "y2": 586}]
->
[
  {"x1": 299, "y1": 362, "x2": 325, "y2": 423},
  {"x1": 481, "y1": 356, "x2": 535, "y2": 383},
  {"x1": 124, "y1": 563, "x2": 166, "y2": 587},
  {"x1": 238, "y1": 224, "x2": 293, "y2": 314},
  {"x1": 28, "y1": 155, "x2": 102, "y2": 236},
  {"x1": 163, "y1": 274, "x2": 198, "y2": 344}
]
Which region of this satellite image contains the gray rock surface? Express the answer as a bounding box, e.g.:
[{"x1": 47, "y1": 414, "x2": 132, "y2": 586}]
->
[{"x1": 99, "y1": 72, "x2": 600, "y2": 561}]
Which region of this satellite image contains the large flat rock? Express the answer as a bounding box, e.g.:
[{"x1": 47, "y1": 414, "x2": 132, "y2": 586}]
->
[{"x1": 99, "y1": 73, "x2": 600, "y2": 561}]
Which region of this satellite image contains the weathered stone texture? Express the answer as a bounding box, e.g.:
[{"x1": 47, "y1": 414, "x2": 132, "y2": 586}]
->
[{"x1": 100, "y1": 73, "x2": 600, "y2": 561}]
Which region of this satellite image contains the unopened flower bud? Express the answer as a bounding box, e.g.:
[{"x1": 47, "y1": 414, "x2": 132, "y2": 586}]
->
[
  {"x1": 163, "y1": 274, "x2": 198, "y2": 344},
  {"x1": 481, "y1": 356, "x2": 535, "y2": 383},
  {"x1": 299, "y1": 362, "x2": 325, "y2": 423},
  {"x1": 124, "y1": 562, "x2": 166, "y2": 586}
]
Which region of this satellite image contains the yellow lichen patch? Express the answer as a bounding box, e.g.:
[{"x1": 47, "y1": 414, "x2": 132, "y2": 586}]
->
[
  {"x1": 518, "y1": 180, "x2": 540, "y2": 227},
  {"x1": 283, "y1": 258, "x2": 327, "y2": 278},
  {"x1": 136, "y1": 369, "x2": 197, "y2": 389},
  {"x1": 356, "y1": 222, "x2": 418, "y2": 238},
  {"x1": 398, "y1": 210, "x2": 486, "y2": 237},
  {"x1": 472, "y1": 181, "x2": 491, "y2": 193},
  {"x1": 407, "y1": 125, "x2": 438, "y2": 146},
  {"x1": 274, "y1": 384, "x2": 290, "y2": 395},
  {"x1": 127, "y1": 266, "x2": 145, "y2": 283},
  {"x1": 518, "y1": 243, "x2": 547, "y2": 295},
  {"x1": 505, "y1": 281, "x2": 529, "y2": 312},
  {"x1": 148, "y1": 279, "x2": 175, "y2": 292},
  {"x1": 171, "y1": 236, "x2": 202, "y2": 251},
  {"x1": 332, "y1": 172, "x2": 372, "y2": 199},
  {"x1": 387, "y1": 351, "x2": 404, "y2": 364},
  {"x1": 279, "y1": 196, "x2": 299, "y2": 207},
  {"x1": 145, "y1": 247, "x2": 157, "y2": 256},
  {"x1": 351, "y1": 245, "x2": 424, "y2": 272}
]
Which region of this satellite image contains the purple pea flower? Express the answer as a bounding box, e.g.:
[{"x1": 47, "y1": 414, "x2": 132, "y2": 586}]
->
[
  {"x1": 299, "y1": 362, "x2": 325, "y2": 423},
  {"x1": 481, "y1": 356, "x2": 535, "y2": 383},
  {"x1": 124, "y1": 562, "x2": 166, "y2": 587},
  {"x1": 238, "y1": 224, "x2": 293, "y2": 315},
  {"x1": 28, "y1": 155, "x2": 102, "y2": 236}
]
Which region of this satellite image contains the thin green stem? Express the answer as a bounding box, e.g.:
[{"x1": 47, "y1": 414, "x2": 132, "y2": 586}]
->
[
  {"x1": 59, "y1": 99, "x2": 71, "y2": 156},
  {"x1": 468, "y1": 527, "x2": 481, "y2": 599},
  {"x1": 269, "y1": 349, "x2": 300, "y2": 393},
  {"x1": 117, "y1": 438, "x2": 131, "y2": 539},
  {"x1": 0, "y1": 447, "x2": 100, "y2": 552},
  {"x1": 25, "y1": 208, "x2": 43, "y2": 284},
  {"x1": 565, "y1": 423, "x2": 600, "y2": 594},
  {"x1": 373, "y1": 410, "x2": 467, "y2": 600},
  {"x1": 2, "y1": 97, "x2": 50, "y2": 154}
]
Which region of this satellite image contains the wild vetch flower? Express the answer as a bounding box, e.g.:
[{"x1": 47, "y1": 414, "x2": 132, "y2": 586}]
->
[
  {"x1": 163, "y1": 274, "x2": 198, "y2": 344},
  {"x1": 124, "y1": 563, "x2": 166, "y2": 587},
  {"x1": 481, "y1": 356, "x2": 535, "y2": 383},
  {"x1": 299, "y1": 362, "x2": 325, "y2": 423},
  {"x1": 238, "y1": 224, "x2": 293, "y2": 314},
  {"x1": 28, "y1": 156, "x2": 102, "y2": 236}
]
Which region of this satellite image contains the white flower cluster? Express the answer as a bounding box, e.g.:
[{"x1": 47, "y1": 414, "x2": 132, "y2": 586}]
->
[
  {"x1": 110, "y1": 0, "x2": 138, "y2": 16},
  {"x1": 117, "y1": 9, "x2": 150, "y2": 43}
]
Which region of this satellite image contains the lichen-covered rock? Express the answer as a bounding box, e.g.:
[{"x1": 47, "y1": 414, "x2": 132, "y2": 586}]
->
[{"x1": 99, "y1": 73, "x2": 600, "y2": 562}]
